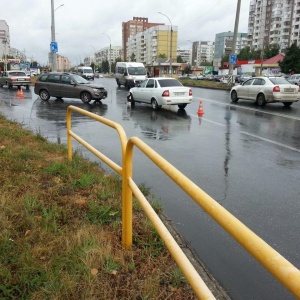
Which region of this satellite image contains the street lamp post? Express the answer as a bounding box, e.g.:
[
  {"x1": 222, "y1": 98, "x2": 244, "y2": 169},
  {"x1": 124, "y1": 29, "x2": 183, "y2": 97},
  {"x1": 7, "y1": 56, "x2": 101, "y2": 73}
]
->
[
  {"x1": 228, "y1": 0, "x2": 241, "y2": 85},
  {"x1": 50, "y1": 1, "x2": 64, "y2": 72},
  {"x1": 102, "y1": 33, "x2": 111, "y2": 75},
  {"x1": 90, "y1": 45, "x2": 96, "y2": 73},
  {"x1": 2, "y1": 37, "x2": 8, "y2": 72},
  {"x1": 158, "y1": 12, "x2": 173, "y2": 78}
]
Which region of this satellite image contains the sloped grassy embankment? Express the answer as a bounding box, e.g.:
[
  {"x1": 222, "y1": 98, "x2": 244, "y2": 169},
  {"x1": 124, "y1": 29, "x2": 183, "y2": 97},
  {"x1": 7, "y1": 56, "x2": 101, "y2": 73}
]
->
[{"x1": 0, "y1": 115, "x2": 196, "y2": 299}]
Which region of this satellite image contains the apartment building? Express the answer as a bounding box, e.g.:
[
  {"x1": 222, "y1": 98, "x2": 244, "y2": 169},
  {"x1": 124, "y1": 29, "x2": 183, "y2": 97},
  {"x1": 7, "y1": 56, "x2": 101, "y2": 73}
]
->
[
  {"x1": 94, "y1": 46, "x2": 122, "y2": 66},
  {"x1": 122, "y1": 17, "x2": 164, "y2": 61},
  {"x1": 213, "y1": 32, "x2": 248, "y2": 70},
  {"x1": 190, "y1": 41, "x2": 214, "y2": 66},
  {"x1": 126, "y1": 25, "x2": 178, "y2": 65},
  {"x1": 56, "y1": 54, "x2": 71, "y2": 72},
  {"x1": 0, "y1": 20, "x2": 10, "y2": 58},
  {"x1": 247, "y1": 0, "x2": 295, "y2": 54},
  {"x1": 177, "y1": 48, "x2": 191, "y2": 63}
]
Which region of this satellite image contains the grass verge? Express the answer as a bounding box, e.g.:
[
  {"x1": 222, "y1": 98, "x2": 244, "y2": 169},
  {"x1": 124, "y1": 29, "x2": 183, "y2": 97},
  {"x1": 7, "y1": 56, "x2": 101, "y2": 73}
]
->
[{"x1": 0, "y1": 114, "x2": 197, "y2": 299}]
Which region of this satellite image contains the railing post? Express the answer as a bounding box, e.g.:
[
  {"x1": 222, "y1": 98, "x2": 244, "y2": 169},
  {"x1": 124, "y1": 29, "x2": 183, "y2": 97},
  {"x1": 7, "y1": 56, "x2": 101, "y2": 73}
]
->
[
  {"x1": 122, "y1": 141, "x2": 133, "y2": 249},
  {"x1": 66, "y1": 106, "x2": 73, "y2": 161}
]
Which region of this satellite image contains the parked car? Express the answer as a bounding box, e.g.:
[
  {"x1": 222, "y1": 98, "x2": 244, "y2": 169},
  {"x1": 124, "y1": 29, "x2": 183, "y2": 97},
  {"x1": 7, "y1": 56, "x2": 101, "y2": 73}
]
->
[
  {"x1": 239, "y1": 74, "x2": 252, "y2": 83},
  {"x1": 230, "y1": 76, "x2": 300, "y2": 107},
  {"x1": 287, "y1": 74, "x2": 300, "y2": 85},
  {"x1": 0, "y1": 70, "x2": 31, "y2": 90},
  {"x1": 127, "y1": 77, "x2": 193, "y2": 110},
  {"x1": 34, "y1": 72, "x2": 107, "y2": 103}
]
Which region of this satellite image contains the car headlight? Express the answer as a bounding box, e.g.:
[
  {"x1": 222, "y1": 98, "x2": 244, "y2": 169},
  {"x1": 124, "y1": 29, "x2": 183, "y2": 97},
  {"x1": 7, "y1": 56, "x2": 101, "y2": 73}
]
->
[{"x1": 93, "y1": 88, "x2": 100, "y2": 92}]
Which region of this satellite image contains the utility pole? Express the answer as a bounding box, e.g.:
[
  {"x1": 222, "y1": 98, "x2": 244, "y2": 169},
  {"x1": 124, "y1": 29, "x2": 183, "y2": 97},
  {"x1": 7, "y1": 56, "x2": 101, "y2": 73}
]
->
[{"x1": 228, "y1": 0, "x2": 241, "y2": 84}]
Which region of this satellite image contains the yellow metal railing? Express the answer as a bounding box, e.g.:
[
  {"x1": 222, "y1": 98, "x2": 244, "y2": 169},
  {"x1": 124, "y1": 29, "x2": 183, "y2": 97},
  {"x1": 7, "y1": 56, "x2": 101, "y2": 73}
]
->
[{"x1": 66, "y1": 106, "x2": 300, "y2": 299}]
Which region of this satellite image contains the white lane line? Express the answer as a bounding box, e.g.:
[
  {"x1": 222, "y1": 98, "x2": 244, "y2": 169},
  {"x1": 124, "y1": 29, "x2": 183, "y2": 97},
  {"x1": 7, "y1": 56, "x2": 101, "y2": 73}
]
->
[
  {"x1": 240, "y1": 131, "x2": 300, "y2": 153},
  {"x1": 193, "y1": 96, "x2": 300, "y2": 122},
  {"x1": 190, "y1": 114, "x2": 226, "y2": 127}
]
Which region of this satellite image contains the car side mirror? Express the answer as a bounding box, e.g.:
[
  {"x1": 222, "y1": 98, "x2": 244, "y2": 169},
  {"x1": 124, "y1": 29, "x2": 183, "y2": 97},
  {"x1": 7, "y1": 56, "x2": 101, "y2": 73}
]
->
[{"x1": 124, "y1": 72, "x2": 128, "y2": 76}]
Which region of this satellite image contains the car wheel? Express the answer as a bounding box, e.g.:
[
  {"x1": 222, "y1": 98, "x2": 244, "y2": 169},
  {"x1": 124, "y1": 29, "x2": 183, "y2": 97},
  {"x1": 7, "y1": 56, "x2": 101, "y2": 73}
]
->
[
  {"x1": 257, "y1": 94, "x2": 266, "y2": 107},
  {"x1": 116, "y1": 79, "x2": 121, "y2": 87},
  {"x1": 80, "y1": 92, "x2": 92, "y2": 103},
  {"x1": 283, "y1": 102, "x2": 293, "y2": 107},
  {"x1": 231, "y1": 90, "x2": 239, "y2": 103},
  {"x1": 39, "y1": 90, "x2": 50, "y2": 101},
  {"x1": 178, "y1": 104, "x2": 187, "y2": 109},
  {"x1": 128, "y1": 93, "x2": 135, "y2": 106},
  {"x1": 26, "y1": 85, "x2": 30, "y2": 90},
  {"x1": 125, "y1": 81, "x2": 131, "y2": 90},
  {"x1": 151, "y1": 99, "x2": 162, "y2": 110}
]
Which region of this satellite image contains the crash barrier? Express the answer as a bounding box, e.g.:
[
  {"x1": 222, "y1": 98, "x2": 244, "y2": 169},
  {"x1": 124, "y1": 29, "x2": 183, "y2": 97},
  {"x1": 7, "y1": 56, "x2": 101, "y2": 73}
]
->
[{"x1": 66, "y1": 105, "x2": 300, "y2": 299}]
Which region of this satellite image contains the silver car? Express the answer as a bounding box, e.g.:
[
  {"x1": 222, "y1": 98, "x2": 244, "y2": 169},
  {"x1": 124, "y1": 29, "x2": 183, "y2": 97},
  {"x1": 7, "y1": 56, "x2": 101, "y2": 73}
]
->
[
  {"x1": 287, "y1": 74, "x2": 300, "y2": 85},
  {"x1": 230, "y1": 76, "x2": 300, "y2": 107}
]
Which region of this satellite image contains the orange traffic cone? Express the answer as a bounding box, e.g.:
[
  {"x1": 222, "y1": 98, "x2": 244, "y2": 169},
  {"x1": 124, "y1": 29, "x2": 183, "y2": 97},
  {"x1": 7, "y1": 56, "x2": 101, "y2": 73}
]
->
[
  {"x1": 17, "y1": 88, "x2": 21, "y2": 95},
  {"x1": 197, "y1": 100, "x2": 204, "y2": 116},
  {"x1": 18, "y1": 88, "x2": 24, "y2": 99}
]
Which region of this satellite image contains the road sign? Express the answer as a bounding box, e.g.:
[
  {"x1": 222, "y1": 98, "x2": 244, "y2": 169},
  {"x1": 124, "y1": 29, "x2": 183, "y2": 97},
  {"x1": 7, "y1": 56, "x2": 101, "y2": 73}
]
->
[
  {"x1": 230, "y1": 54, "x2": 237, "y2": 64},
  {"x1": 50, "y1": 42, "x2": 58, "y2": 53}
]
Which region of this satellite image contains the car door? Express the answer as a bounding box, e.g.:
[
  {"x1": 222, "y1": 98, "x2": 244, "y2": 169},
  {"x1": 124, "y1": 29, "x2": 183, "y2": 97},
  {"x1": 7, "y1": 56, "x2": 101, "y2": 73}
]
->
[
  {"x1": 61, "y1": 75, "x2": 76, "y2": 99},
  {"x1": 45, "y1": 74, "x2": 62, "y2": 97},
  {"x1": 133, "y1": 79, "x2": 148, "y2": 101},
  {"x1": 238, "y1": 78, "x2": 254, "y2": 99},
  {"x1": 248, "y1": 78, "x2": 264, "y2": 101},
  {"x1": 143, "y1": 79, "x2": 155, "y2": 104}
]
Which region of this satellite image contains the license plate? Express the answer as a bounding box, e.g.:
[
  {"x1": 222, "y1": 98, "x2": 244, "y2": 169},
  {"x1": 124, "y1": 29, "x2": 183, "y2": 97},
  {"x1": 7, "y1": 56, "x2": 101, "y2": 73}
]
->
[
  {"x1": 175, "y1": 92, "x2": 185, "y2": 96},
  {"x1": 284, "y1": 88, "x2": 294, "y2": 92},
  {"x1": 17, "y1": 78, "x2": 25, "y2": 81}
]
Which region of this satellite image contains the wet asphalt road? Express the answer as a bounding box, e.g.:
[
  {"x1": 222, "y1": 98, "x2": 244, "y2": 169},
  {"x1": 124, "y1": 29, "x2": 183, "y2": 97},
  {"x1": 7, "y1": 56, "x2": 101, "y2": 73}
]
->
[{"x1": 0, "y1": 78, "x2": 300, "y2": 299}]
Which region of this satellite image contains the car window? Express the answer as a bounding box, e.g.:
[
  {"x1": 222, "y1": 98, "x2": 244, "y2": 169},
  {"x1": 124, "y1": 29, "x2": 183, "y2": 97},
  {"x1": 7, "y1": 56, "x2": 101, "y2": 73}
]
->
[
  {"x1": 242, "y1": 79, "x2": 254, "y2": 86},
  {"x1": 269, "y1": 77, "x2": 292, "y2": 85},
  {"x1": 72, "y1": 74, "x2": 89, "y2": 84},
  {"x1": 39, "y1": 75, "x2": 48, "y2": 82},
  {"x1": 139, "y1": 79, "x2": 148, "y2": 88},
  {"x1": 61, "y1": 75, "x2": 72, "y2": 85},
  {"x1": 253, "y1": 79, "x2": 265, "y2": 85},
  {"x1": 47, "y1": 74, "x2": 61, "y2": 83},
  {"x1": 158, "y1": 79, "x2": 182, "y2": 87},
  {"x1": 146, "y1": 79, "x2": 155, "y2": 88},
  {"x1": 9, "y1": 72, "x2": 27, "y2": 76}
]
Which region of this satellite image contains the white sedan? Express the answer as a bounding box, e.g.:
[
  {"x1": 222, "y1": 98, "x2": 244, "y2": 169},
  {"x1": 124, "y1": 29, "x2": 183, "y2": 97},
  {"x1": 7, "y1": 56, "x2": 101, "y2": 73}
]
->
[
  {"x1": 127, "y1": 77, "x2": 193, "y2": 110},
  {"x1": 230, "y1": 76, "x2": 300, "y2": 107}
]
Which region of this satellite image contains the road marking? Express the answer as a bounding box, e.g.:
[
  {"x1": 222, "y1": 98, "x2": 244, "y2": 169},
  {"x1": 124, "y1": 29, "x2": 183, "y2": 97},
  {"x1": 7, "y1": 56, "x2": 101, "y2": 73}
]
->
[
  {"x1": 193, "y1": 96, "x2": 300, "y2": 122},
  {"x1": 190, "y1": 114, "x2": 226, "y2": 127},
  {"x1": 240, "y1": 131, "x2": 300, "y2": 152}
]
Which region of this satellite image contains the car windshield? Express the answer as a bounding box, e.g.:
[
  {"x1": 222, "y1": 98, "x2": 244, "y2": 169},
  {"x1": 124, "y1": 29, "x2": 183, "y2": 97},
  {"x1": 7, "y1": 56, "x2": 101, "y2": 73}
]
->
[
  {"x1": 158, "y1": 79, "x2": 183, "y2": 87},
  {"x1": 268, "y1": 77, "x2": 293, "y2": 85},
  {"x1": 72, "y1": 74, "x2": 89, "y2": 84},
  {"x1": 83, "y1": 69, "x2": 93, "y2": 73},
  {"x1": 128, "y1": 67, "x2": 146, "y2": 75}
]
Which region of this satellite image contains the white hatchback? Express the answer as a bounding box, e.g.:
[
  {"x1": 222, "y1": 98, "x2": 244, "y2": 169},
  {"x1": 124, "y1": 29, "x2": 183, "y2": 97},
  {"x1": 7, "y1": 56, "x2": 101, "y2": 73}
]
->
[
  {"x1": 127, "y1": 77, "x2": 193, "y2": 110},
  {"x1": 230, "y1": 76, "x2": 300, "y2": 107}
]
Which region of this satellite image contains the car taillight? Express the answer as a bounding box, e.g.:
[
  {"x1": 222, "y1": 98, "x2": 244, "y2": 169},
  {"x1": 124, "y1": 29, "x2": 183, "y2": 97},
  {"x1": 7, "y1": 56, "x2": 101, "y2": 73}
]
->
[
  {"x1": 162, "y1": 90, "x2": 170, "y2": 97},
  {"x1": 189, "y1": 88, "x2": 192, "y2": 96},
  {"x1": 11, "y1": 78, "x2": 17, "y2": 81},
  {"x1": 273, "y1": 86, "x2": 280, "y2": 92}
]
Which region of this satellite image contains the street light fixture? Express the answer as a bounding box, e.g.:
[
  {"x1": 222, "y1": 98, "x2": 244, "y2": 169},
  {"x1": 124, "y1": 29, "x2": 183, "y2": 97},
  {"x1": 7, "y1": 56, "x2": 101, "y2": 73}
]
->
[
  {"x1": 50, "y1": 1, "x2": 64, "y2": 72},
  {"x1": 158, "y1": 12, "x2": 173, "y2": 78},
  {"x1": 102, "y1": 33, "x2": 111, "y2": 75}
]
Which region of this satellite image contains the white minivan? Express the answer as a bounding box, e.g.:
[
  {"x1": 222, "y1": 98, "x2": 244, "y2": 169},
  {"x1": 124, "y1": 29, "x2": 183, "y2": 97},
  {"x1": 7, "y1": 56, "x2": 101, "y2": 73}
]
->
[
  {"x1": 115, "y1": 62, "x2": 147, "y2": 89},
  {"x1": 77, "y1": 66, "x2": 94, "y2": 80}
]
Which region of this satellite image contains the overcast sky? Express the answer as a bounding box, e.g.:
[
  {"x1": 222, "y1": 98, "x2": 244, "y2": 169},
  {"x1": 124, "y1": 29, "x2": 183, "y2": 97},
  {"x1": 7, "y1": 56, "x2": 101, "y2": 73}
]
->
[{"x1": 1, "y1": 0, "x2": 250, "y2": 66}]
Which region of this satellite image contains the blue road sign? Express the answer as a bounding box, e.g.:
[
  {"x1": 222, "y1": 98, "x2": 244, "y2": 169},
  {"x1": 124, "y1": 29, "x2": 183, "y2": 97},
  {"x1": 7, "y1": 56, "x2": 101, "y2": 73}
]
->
[
  {"x1": 50, "y1": 42, "x2": 58, "y2": 53},
  {"x1": 230, "y1": 54, "x2": 237, "y2": 64}
]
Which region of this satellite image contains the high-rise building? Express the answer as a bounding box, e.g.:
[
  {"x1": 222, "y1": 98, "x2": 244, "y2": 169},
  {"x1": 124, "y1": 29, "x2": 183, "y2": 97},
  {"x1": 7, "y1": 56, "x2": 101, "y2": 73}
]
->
[
  {"x1": 122, "y1": 17, "x2": 164, "y2": 61},
  {"x1": 94, "y1": 46, "x2": 122, "y2": 66},
  {"x1": 126, "y1": 24, "x2": 178, "y2": 65},
  {"x1": 190, "y1": 41, "x2": 215, "y2": 66},
  {"x1": 247, "y1": 0, "x2": 294, "y2": 54},
  {"x1": 177, "y1": 48, "x2": 191, "y2": 63},
  {"x1": 213, "y1": 32, "x2": 248, "y2": 70},
  {"x1": 0, "y1": 20, "x2": 10, "y2": 59}
]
